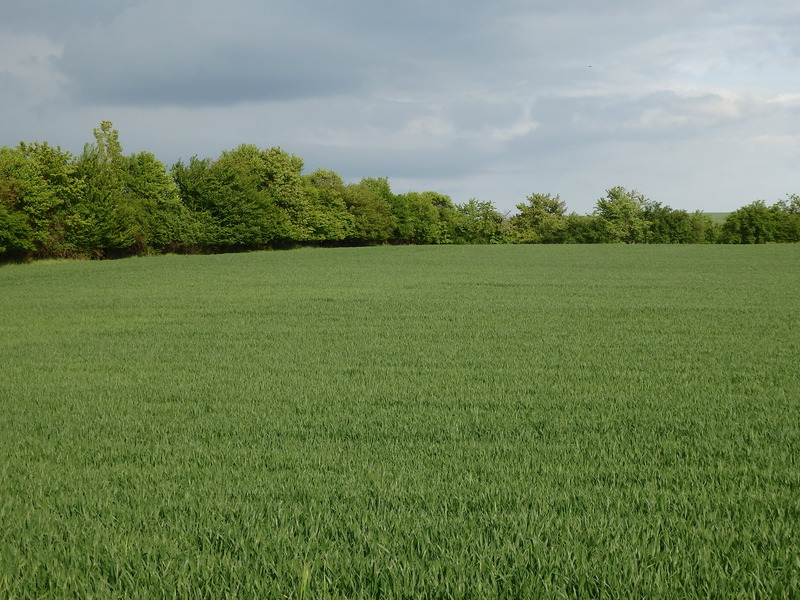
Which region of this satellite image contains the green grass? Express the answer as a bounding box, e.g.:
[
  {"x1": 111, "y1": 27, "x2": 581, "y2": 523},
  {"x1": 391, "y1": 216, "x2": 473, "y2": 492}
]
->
[
  {"x1": 1, "y1": 245, "x2": 799, "y2": 599},
  {"x1": 704, "y1": 212, "x2": 730, "y2": 224}
]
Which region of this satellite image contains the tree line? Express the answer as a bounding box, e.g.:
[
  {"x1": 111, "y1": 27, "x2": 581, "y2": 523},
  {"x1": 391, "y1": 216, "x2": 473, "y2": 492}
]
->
[{"x1": 1, "y1": 122, "x2": 799, "y2": 260}]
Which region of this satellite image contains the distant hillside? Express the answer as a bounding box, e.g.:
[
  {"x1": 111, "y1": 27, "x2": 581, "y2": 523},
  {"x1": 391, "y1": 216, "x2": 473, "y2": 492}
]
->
[{"x1": 704, "y1": 212, "x2": 729, "y2": 224}]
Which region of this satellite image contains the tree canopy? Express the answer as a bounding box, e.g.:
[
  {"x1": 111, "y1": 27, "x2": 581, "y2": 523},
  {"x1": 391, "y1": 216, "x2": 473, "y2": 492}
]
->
[{"x1": 1, "y1": 122, "x2": 798, "y2": 261}]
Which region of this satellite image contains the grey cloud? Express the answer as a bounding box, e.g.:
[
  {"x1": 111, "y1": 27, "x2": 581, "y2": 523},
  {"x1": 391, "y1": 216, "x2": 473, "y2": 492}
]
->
[
  {"x1": 61, "y1": 41, "x2": 365, "y2": 106},
  {"x1": 0, "y1": 1, "x2": 136, "y2": 35},
  {"x1": 53, "y1": 0, "x2": 545, "y2": 107},
  {"x1": 446, "y1": 102, "x2": 525, "y2": 132},
  {"x1": 362, "y1": 102, "x2": 431, "y2": 131},
  {"x1": 300, "y1": 140, "x2": 492, "y2": 184},
  {"x1": 57, "y1": 2, "x2": 369, "y2": 106},
  {"x1": 522, "y1": 91, "x2": 753, "y2": 149},
  {"x1": 3, "y1": 0, "x2": 800, "y2": 214}
]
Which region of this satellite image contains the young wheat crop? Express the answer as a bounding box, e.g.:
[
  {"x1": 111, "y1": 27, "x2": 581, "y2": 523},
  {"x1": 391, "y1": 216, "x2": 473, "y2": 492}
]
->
[{"x1": 1, "y1": 245, "x2": 798, "y2": 598}]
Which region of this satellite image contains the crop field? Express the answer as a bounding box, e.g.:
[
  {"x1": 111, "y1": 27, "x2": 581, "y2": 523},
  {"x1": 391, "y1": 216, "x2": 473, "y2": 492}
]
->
[
  {"x1": 1, "y1": 244, "x2": 799, "y2": 599},
  {"x1": 704, "y1": 212, "x2": 730, "y2": 224}
]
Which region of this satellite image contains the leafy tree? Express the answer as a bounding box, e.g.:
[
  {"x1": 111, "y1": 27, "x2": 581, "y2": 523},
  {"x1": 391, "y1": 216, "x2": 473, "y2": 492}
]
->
[
  {"x1": 784, "y1": 194, "x2": 800, "y2": 213},
  {"x1": 16, "y1": 142, "x2": 85, "y2": 256},
  {"x1": 257, "y1": 146, "x2": 310, "y2": 242},
  {"x1": 563, "y1": 213, "x2": 605, "y2": 244},
  {"x1": 210, "y1": 144, "x2": 292, "y2": 246},
  {"x1": 124, "y1": 151, "x2": 198, "y2": 250},
  {"x1": 425, "y1": 192, "x2": 460, "y2": 244},
  {"x1": 453, "y1": 199, "x2": 506, "y2": 244},
  {"x1": 72, "y1": 121, "x2": 139, "y2": 254},
  {"x1": 343, "y1": 177, "x2": 397, "y2": 243},
  {"x1": 0, "y1": 188, "x2": 33, "y2": 256},
  {"x1": 721, "y1": 200, "x2": 783, "y2": 243},
  {"x1": 509, "y1": 193, "x2": 567, "y2": 243},
  {"x1": 774, "y1": 195, "x2": 800, "y2": 242},
  {"x1": 302, "y1": 169, "x2": 354, "y2": 242},
  {"x1": 682, "y1": 211, "x2": 720, "y2": 244},
  {"x1": 641, "y1": 201, "x2": 680, "y2": 243},
  {"x1": 171, "y1": 156, "x2": 222, "y2": 246},
  {"x1": 390, "y1": 191, "x2": 451, "y2": 244},
  {"x1": 173, "y1": 144, "x2": 310, "y2": 247},
  {"x1": 641, "y1": 202, "x2": 719, "y2": 244},
  {"x1": 172, "y1": 156, "x2": 214, "y2": 213},
  {"x1": 594, "y1": 187, "x2": 649, "y2": 243},
  {"x1": 0, "y1": 147, "x2": 35, "y2": 256},
  {"x1": 69, "y1": 122, "x2": 199, "y2": 255},
  {"x1": 0, "y1": 143, "x2": 88, "y2": 257}
]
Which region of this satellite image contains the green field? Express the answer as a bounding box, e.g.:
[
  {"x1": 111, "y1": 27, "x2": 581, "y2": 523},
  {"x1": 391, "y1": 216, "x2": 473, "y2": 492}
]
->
[
  {"x1": 1, "y1": 245, "x2": 799, "y2": 599},
  {"x1": 704, "y1": 212, "x2": 730, "y2": 224}
]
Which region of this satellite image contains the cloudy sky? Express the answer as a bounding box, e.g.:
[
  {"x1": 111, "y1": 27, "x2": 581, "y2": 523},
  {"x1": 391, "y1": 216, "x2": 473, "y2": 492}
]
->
[{"x1": 2, "y1": 0, "x2": 799, "y2": 214}]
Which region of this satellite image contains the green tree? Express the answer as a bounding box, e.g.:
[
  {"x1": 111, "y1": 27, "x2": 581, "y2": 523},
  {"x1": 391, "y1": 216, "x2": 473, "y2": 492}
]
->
[
  {"x1": 509, "y1": 193, "x2": 567, "y2": 243},
  {"x1": 16, "y1": 142, "x2": 85, "y2": 256},
  {"x1": 682, "y1": 211, "x2": 720, "y2": 244},
  {"x1": 0, "y1": 204, "x2": 32, "y2": 256},
  {"x1": 302, "y1": 169, "x2": 354, "y2": 242},
  {"x1": 173, "y1": 144, "x2": 310, "y2": 248},
  {"x1": 774, "y1": 195, "x2": 800, "y2": 242},
  {"x1": 594, "y1": 187, "x2": 649, "y2": 243},
  {"x1": 124, "y1": 151, "x2": 198, "y2": 251},
  {"x1": 453, "y1": 199, "x2": 506, "y2": 244},
  {"x1": 390, "y1": 191, "x2": 452, "y2": 244},
  {"x1": 343, "y1": 177, "x2": 396, "y2": 243},
  {"x1": 171, "y1": 156, "x2": 221, "y2": 246},
  {"x1": 641, "y1": 202, "x2": 719, "y2": 244},
  {"x1": 72, "y1": 121, "x2": 138, "y2": 254},
  {"x1": 563, "y1": 213, "x2": 604, "y2": 244},
  {"x1": 258, "y1": 146, "x2": 309, "y2": 242},
  {"x1": 0, "y1": 143, "x2": 88, "y2": 257},
  {"x1": 0, "y1": 146, "x2": 36, "y2": 256},
  {"x1": 425, "y1": 192, "x2": 460, "y2": 244},
  {"x1": 172, "y1": 156, "x2": 214, "y2": 213},
  {"x1": 70, "y1": 122, "x2": 198, "y2": 255},
  {"x1": 721, "y1": 200, "x2": 783, "y2": 243},
  {"x1": 209, "y1": 144, "x2": 291, "y2": 246}
]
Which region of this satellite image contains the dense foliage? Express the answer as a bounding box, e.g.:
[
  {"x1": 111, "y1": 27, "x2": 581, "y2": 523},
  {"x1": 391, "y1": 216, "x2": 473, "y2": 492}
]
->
[
  {"x1": 1, "y1": 245, "x2": 798, "y2": 598},
  {"x1": 1, "y1": 123, "x2": 798, "y2": 260}
]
